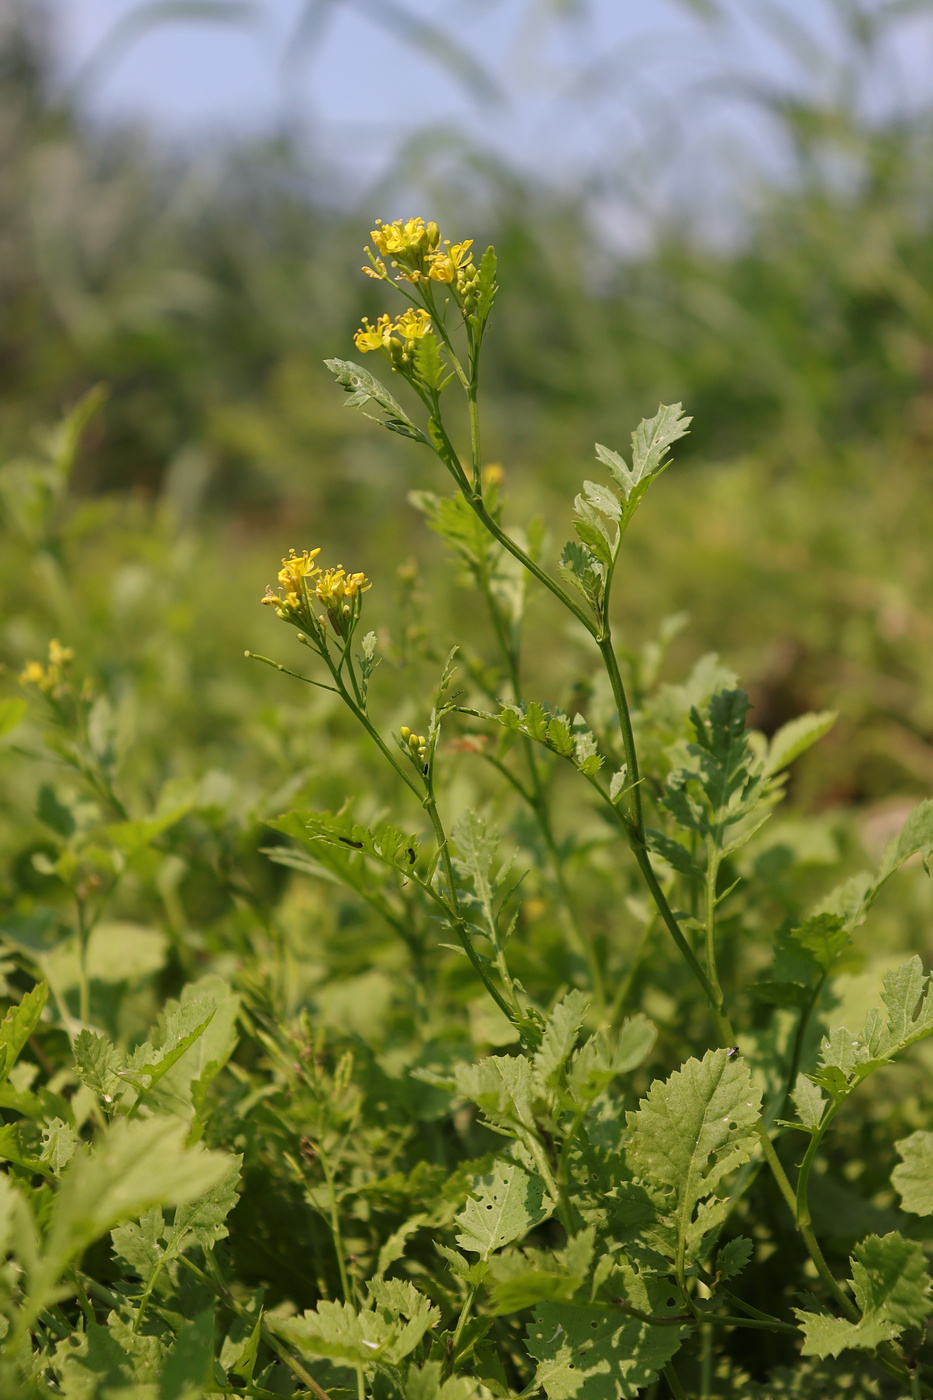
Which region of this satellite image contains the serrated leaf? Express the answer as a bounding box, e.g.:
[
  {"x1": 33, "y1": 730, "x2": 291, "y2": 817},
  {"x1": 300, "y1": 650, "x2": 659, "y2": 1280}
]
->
[
  {"x1": 73, "y1": 1028, "x2": 123, "y2": 1103},
  {"x1": 646, "y1": 829, "x2": 703, "y2": 881},
  {"x1": 764, "y1": 711, "x2": 837, "y2": 777},
  {"x1": 270, "y1": 808, "x2": 421, "y2": 884},
  {"x1": 795, "y1": 1232, "x2": 931, "y2": 1357},
  {"x1": 716, "y1": 1236, "x2": 753, "y2": 1281},
  {"x1": 790, "y1": 914, "x2": 849, "y2": 972},
  {"x1": 892, "y1": 1131, "x2": 933, "y2": 1216},
  {"x1": 876, "y1": 798, "x2": 933, "y2": 882},
  {"x1": 270, "y1": 1287, "x2": 439, "y2": 1366},
  {"x1": 325, "y1": 357, "x2": 428, "y2": 443},
  {"x1": 166, "y1": 1157, "x2": 242, "y2": 1254},
  {"x1": 625, "y1": 1049, "x2": 762, "y2": 1269},
  {"x1": 32, "y1": 1117, "x2": 230, "y2": 1310},
  {"x1": 40, "y1": 1117, "x2": 80, "y2": 1174},
  {"x1": 455, "y1": 1159, "x2": 549, "y2": 1258},
  {"x1": 526, "y1": 1294, "x2": 685, "y2": 1399},
  {"x1": 792, "y1": 1074, "x2": 826, "y2": 1130},
  {"x1": 111, "y1": 1205, "x2": 165, "y2": 1283},
  {"x1": 880, "y1": 955, "x2": 933, "y2": 1052},
  {"x1": 0, "y1": 981, "x2": 48, "y2": 1086},
  {"x1": 123, "y1": 996, "x2": 217, "y2": 1093},
  {"x1": 533, "y1": 990, "x2": 589, "y2": 1096}
]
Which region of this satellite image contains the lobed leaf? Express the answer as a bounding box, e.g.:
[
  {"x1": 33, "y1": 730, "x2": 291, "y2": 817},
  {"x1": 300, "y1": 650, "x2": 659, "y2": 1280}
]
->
[
  {"x1": 455, "y1": 1159, "x2": 549, "y2": 1258},
  {"x1": 795, "y1": 1232, "x2": 931, "y2": 1357},
  {"x1": 891, "y1": 1131, "x2": 933, "y2": 1216},
  {"x1": 625, "y1": 1049, "x2": 762, "y2": 1268}
]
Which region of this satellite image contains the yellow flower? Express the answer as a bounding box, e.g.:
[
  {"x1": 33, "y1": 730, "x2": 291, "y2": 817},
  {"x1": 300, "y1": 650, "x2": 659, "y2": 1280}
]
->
[
  {"x1": 394, "y1": 308, "x2": 432, "y2": 342},
  {"x1": 427, "y1": 240, "x2": 474, "y2": 284},
  {"x1": 20, "y1": 638, "x2": 75, "y2": 695},
  {"x1": 262, "y1": 548, "x2": 322, "y2": 614},
  {"x1": 48, "y1": 639, "x2": 74, "y2": 667},
  {"x1": 19, "y1": 660, "x2": 49, "y2": 689},
  {"x1": 353, "y1": 314, "x2": 394, "y2": 354},
  {"x1": 314, "y1": 567, "x2": 371, "y2": 610},
  {"x1": 368, "y1": 217, "x2": 441, "y2": 280}
]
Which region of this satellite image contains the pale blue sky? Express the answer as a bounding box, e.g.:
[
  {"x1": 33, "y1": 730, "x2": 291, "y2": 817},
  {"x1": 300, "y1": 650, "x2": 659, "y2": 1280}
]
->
[{"x1": 53, "y1": 0, "x2": 933, "y2": 234}]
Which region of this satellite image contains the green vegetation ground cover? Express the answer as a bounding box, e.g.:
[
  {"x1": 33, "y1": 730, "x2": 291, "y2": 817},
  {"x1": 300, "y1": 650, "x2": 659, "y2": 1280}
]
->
[{"x1": 1, "y1": 8, "x2": 933, "y2": 1397}]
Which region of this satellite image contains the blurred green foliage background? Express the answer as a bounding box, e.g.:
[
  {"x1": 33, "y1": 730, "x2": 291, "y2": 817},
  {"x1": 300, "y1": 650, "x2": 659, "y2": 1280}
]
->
[{"x1": 3, "y1": 0, "x2": 933, "y2": 831}]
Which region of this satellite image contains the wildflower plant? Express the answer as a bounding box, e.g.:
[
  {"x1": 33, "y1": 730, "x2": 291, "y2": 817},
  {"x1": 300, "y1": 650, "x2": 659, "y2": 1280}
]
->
[
  {"x1": 0, "y1": 223, "x2": 932, "y2": 1400},
  {"x1": 253, "y1": 217, "x2": 933, "y2": 1399}
]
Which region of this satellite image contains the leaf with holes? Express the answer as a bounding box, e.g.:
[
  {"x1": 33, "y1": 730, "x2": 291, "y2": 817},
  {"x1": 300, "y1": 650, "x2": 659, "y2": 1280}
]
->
[
  {"x1": 526, "y1": 1290, "x2": 686, "y2": 1399},
  {"x1": 455, "y1": 1159, "x2": 549, "y2": 1259},
  {"x1": 624, "y1": 1049, "x2": 762, "y2": 1272}
]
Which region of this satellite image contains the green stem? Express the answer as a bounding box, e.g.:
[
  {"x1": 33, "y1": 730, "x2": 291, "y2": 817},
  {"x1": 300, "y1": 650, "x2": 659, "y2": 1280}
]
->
[
  {"x1": 75, "y1": 897, "x2": 90, "y2": 1026},
  {"x1": 757, "y1": 1117, "x2": 858, "y2": 1321},
  {"x1": 597, "y1": 635, "x2": 644, "y2": 838},
  {"x1": 703, "y1": 839, "x2": 723, "y2": 1009},
  {"x1": 422, "y1": 790, "x2": 523, "y2": 1032},
  {"x1": 781, "y1": 972, "x2": 826, "y2": 1120},
  {"x1": 448, "y1": 1282, "x2": 479, "y2": 1374},
  {"x1": 663, "y1": 1362, "x2": 688, "y2": 1400},
  {"x1": 318, "y1": 1148, "x2": 354, "y2": 1307},
  {"x1": 133, "y1": 1258, "x2": 165, "y2": 1333}
]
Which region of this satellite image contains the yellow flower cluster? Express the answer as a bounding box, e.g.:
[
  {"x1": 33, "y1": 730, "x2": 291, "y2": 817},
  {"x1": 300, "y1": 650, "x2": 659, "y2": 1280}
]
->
[
  {"x1": 19, "y1": 638, "x2": 74, "y2": 696},
  {"x1": 262, "y1": 548, "x2": 371, "y2": 635},
  {"x1": 314, "y1": 566, "x2": 372, "y2": 612},
  {"x1": 363, "y1": 217, "x2": 475, "y2": 289},
  {"x1": 353, "y1": 308, "x2": 432, "y2": 355}
]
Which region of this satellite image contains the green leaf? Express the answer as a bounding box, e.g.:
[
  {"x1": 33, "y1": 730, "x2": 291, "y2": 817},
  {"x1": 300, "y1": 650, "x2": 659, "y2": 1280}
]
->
[
  {"x1": 455, "y1": 1159, "x2": 549, "y2": 1258},
  {"x1": 892, "y1": 1131, "x2": 933, "y2": 1216},
  {"x1": 567, "y1": 1016, "x2": 657, "y2": 1108},
  {"x1": 763, "y1": 711, "x2": 837, "y2": 777},
  {"x1": 160, "y1": 1308, "x2": 215, "y2": 1400},
  {"x1": 0, "y1": 982, "x2": 48, "y2": 1086},
  {"x1": 487, "y1": 1231, "x2": 594, "y2": 1316},
  {"x1": 471, "y1": 246, "x2": 498, "y2": 330},
  {"x1": 270, "y1": 808, "x2": 421, "y2": 885},
  {"x1": 165, "y1": 1156, "x2": 242, "y2": 1254},
  {"x1": 790, "y1": 913, "x2": 849, "y2": 971},
  {"x1": 559, "y1": 540, "x2": 604, "y2": 606},
  {"x1": 40, "y1": 1118, "x2": 80, "y2": 1175},
  {"x1": 406, "y1": 1361, "x2": 476, "y2": 1400},
  {"x1": 876, "y1": 798, "x2": 933, "y2": 881},
  {"x1": 716, "y1": 1236, "x2": 753, "y2": 1281},
  {"x1": 146, "y1": 977, "x2": 239, "y2": 1123},
  {"x1": 646, "y1": 829, "x2": 704, "y2": 882},
  {"x1": 123, "y1": 996, "x2": 217, "y2": 1093},
  {"x1": 111, "y1": 1205, "x2": 165, "y2": 1283},
  {"x1": 880, "y1": 954, "x2": 933, "y2": 1052},
  {"x1": 270, "y1": 1287, "x2": 439, "y2": 1366},
  {"x1": 791, "y1": 1074, "x2": 826, "y2": 1131},
  {"x1": 532, "y1": 990, "x2": 589, "y2": 1096},
  {"x1": 526, "y1": 1293, "x2": 686, "y2": 1399},
  {"x1": 33, "y1": 1116, "x2": 230, "y2": 1309},
  {"x1": 325, "y1": 357, "x2": 429, "y2": 443},
  {"x1": 625, "y1": 1048, "x2": 762, "y2": 1269},
  {"x1": 73, "y1": 1028, "x2": 123, "y2": 1103},
  {"x1": 795, "y1": 1232, "x2": 931, "y2": 1357}
]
